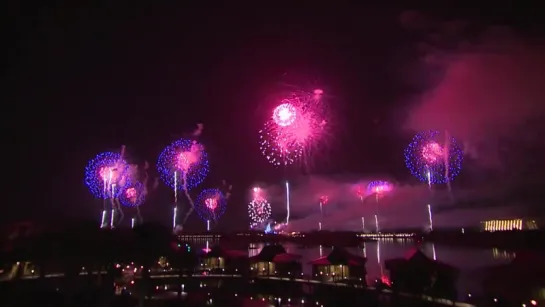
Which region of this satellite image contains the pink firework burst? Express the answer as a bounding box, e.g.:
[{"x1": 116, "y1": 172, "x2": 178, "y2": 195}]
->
[
  {"x1": 99, "y1": 166, "x2": 123, "y2": 183},
  {"x1": 205, "y1": 198, "x2": 218, "y2": 211},
  {"x1": 319, "y1": 195, "x2": 329, "y2": 205},
  {"x1": 367, "y1": 181, "x2": 393, "y2": 197},
  {"x1": 355, "y1": 186, "x2": 365, "y2": 200},
  {"x1": 273, "y1": 102, "x2": 297, "y2": 127},
  {"x1": 421, "y1": 142, "x2": 444, "y2": 164},
  {"x1": 125, "y1": 187, "x2": 137, "y2": 201},
  {"x1": 260, "y1": 90, "x2": 328, "y2": 167},
  {"x1": 176, "y1": 142, "x2": 204, "y2": 171}
]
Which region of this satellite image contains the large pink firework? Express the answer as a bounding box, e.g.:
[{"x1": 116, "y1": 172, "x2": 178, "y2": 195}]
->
[{"x1": 259, "y1": 89, "x2": 328, "y2": 166}]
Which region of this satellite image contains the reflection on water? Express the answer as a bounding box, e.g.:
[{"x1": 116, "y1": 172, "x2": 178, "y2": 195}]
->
[
  {"x1": 492, "y1": 248, "x2": 515, "y2": 260},
  {"x1": 200, "y1": 239, "x2": 513, "y2": 298}
]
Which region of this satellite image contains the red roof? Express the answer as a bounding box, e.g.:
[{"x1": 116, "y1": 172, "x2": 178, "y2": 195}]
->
[
  {"x1": 384, "y1": 249, "x2": 459, "y2": 275},
  {"x1": 203, "y1": 245, "x2": 248, "y2": 258},
  {"x1": 272, "y1": 253, "x2": 302, "y2": 263},
  {"x1": 249, "y1": 245, "x2": 301, "y2": 263},
  {"x1": 250, "y1": 252, "x2": 302, "y2": 263},
  {"x1": 308, "y1": 247, "x2": 366, "y2": 266}
]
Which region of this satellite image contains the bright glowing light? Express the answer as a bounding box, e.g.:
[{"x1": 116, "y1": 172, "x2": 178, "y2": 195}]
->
[
  {"x1": 422, "y1": 142, "x2": 443, "y2": 163},
  {"x1": 195, "y1": 189, "x2": 227, "y2": 222},
  {"x1": 119, "y1": 181, "x2": 146, "y2": 207},
  {"x1": 319, "y1": 195, "x2": 329, "y2": 204},
  {"x1": 259, "y1": 121, "x2": 303, "y2": 166},
  {"x1": 318, "y1": 195, "x2": 328, "y2": 217},
  {"x1": 157, "y1": 138, "x2": 209, "y2": 191},
  {"x1": 248, "y1": 198, "x2": 272, "y2": 224},
  {"x1": 259, "y1": 90, "x2": 329, "y2": 167},
  {"x1": 84, "y1": 152, "x2": 129, "y2": 199},
  {"x1": 427, "y1": 204, "x2": 433, "y2": 231},
  {"x1": 205, "y1": 198, "x2": 217, "y2": 210},
  {"x1": 404, "y1": 130, "x2": 463, "y2": 184},
  {"x1": 273, "y1": 102, "x2": 297, "y2": 127},
  {"x1": 367, "y1": 181, "x2": 393, "y2": 196}
]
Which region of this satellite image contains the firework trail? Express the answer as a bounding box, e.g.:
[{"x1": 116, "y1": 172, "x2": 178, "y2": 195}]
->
[
  {"x1": 443, "y1": 130, "x2": 454, "y2": 202},
  {"x1": 138, "y1": 160, "x2": 150, "y2": 223},
  {"x1": 318, "y1": 195, "x2": 328, "y2": 230},
  {"x1": 157, "y1": 128, "x2": 209, "y2": 229},
  {"x1": 222, "y1": 180, "x2": 233, "y2": 200},
  {"x1": 367, "y1": 181, "x2": 393, "y2": 233},
  {"x1": 85, "y1": 146, "x2": 131, "y2": 228},
  {"x1": 112, "y1": 145, "x2": 132, "y2": 227},
  {"x1": 181, "y1": 141, "x2": 204, "y2": 225},
  {"x1": 181, "y1": 172, "x2": 194, "y2": 225}
]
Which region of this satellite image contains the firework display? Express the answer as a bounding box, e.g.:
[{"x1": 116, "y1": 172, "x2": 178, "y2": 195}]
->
[
  {"x1": 318, "y1": 195, "x2": 328, "y2": 216},
  {"x1": 367, "y1": 181, "x2": 393, "y2": 196},
  {"x1": 259, "y1": 120, "x2": 304, "y2": 166},
  {"x1": 195, "y1": 188, "x2": 227, "y2": 222},
  {"x1": 259, "y1": 90, "x2": 328, "y2": 166},
  {"x1": 119, "y1": 181, "x2": 146, "y2": 207},
  {"x1": 248, "y1": 198, "x2": 272, "y2": 223},
  {"x1": 84, "y1": 152, "x2": 129, "y2": 199},
  {"x1": 157, "y1": 138, "x2": 209, "y2": 191},
  {"x1": 77, "y1": 81, "x2": 475, "y2": 233},
  {"x1": 404, "y1": 130, "x2": 463, "y2": 184},
  {"x1": 273, "y1": 102, "x2": 297, "y2": 127},
  {"x1": 248, "y1": 187, "x2": 272, "y2": 224}
]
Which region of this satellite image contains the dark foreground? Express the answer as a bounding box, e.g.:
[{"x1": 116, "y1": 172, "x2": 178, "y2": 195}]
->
[{"x1": 0, "y1": 275, "x2": 472, "y2": 307}]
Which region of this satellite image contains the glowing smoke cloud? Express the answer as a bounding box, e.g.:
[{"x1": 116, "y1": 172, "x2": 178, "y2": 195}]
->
[
  {"x1": 402, "y1": 11, "x2": 545, "y2": 179},
  {"x1": 265, "y1": 175, "x2": 519, "y2": 232}
]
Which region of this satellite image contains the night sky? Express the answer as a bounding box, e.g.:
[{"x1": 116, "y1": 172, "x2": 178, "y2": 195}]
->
[{"x1": 10, "y1": 4, "x2": 545, "y2": 229}]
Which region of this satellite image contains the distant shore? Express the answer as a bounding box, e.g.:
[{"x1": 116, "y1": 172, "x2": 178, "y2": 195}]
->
[{"x1": 177, "y1": 229, "x2": 545, "y2": 250}]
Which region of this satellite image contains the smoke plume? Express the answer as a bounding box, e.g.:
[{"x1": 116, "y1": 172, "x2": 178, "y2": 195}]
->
[
  {"x1": 264, "y1": 175, "x2": 521, "y2": 232},
  {"x1": 401, "y1": 11, "x2": 545, "y2": 172}
]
